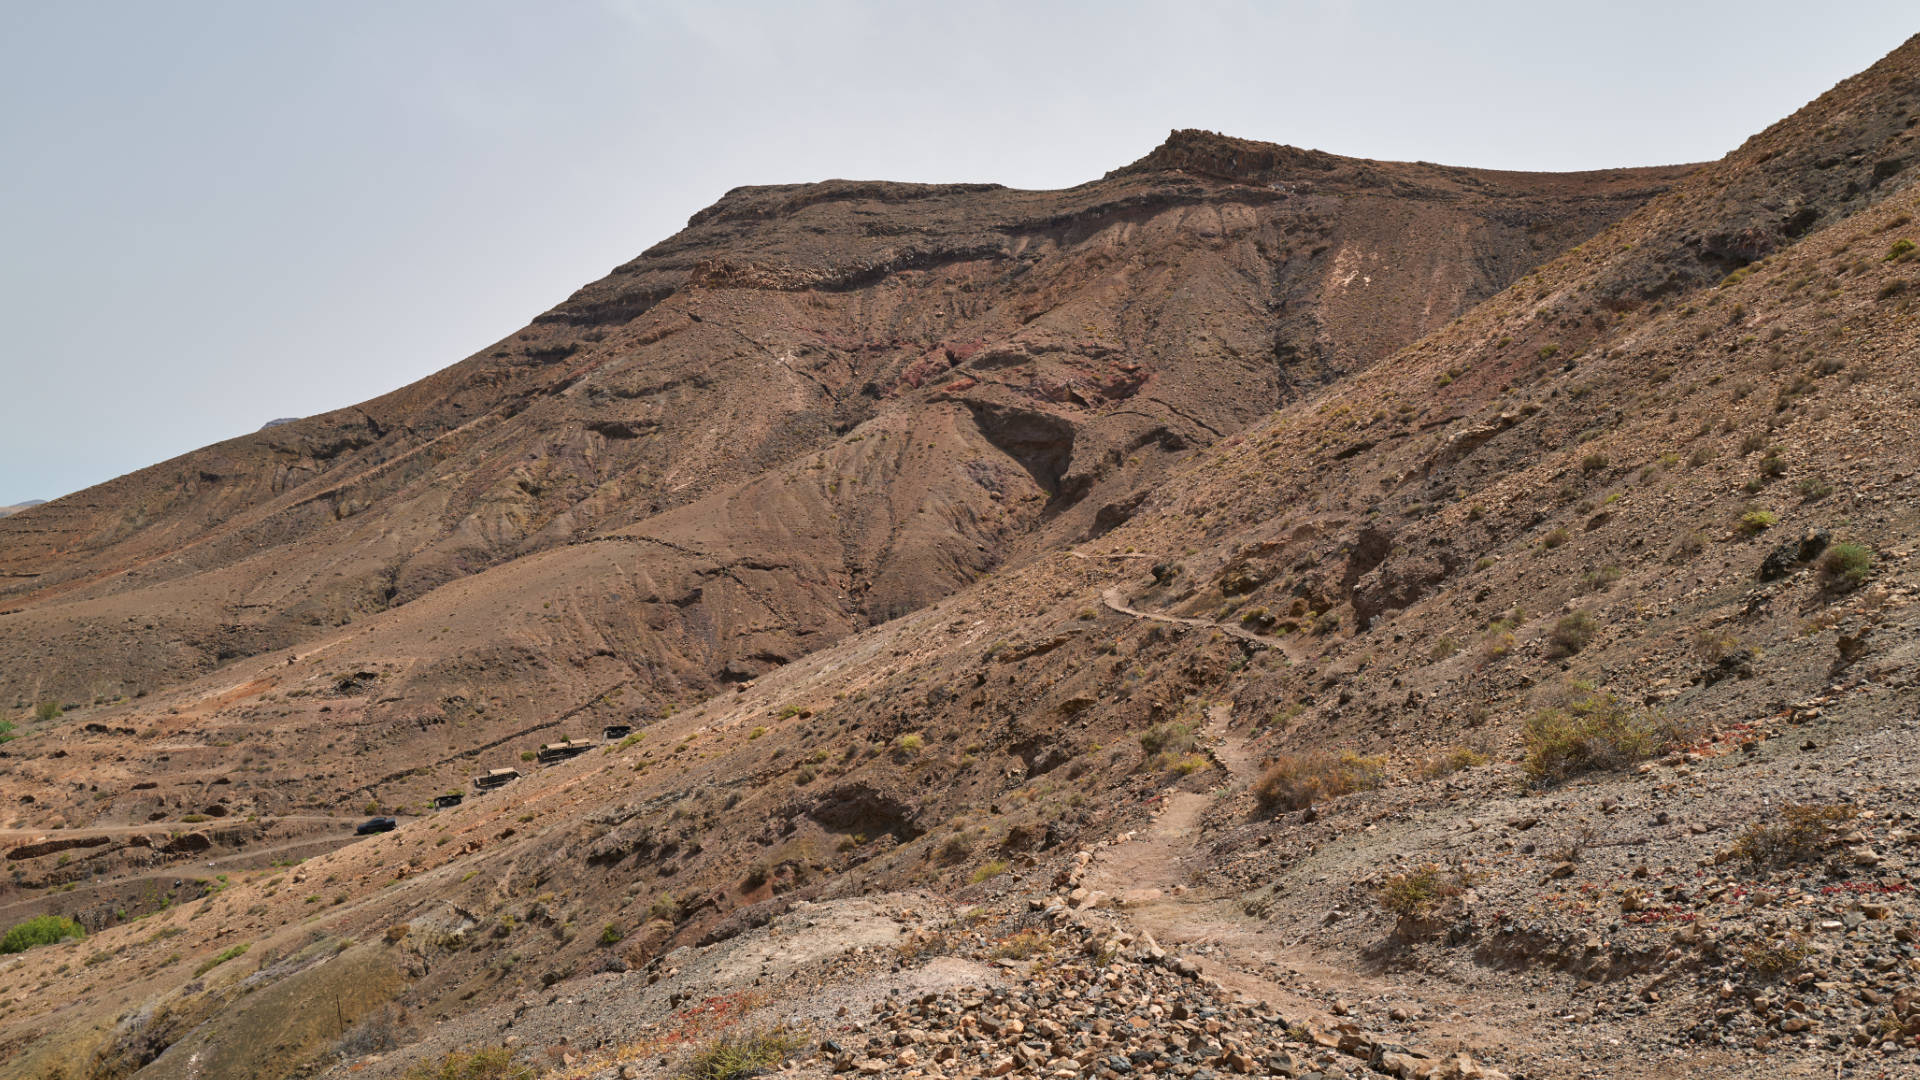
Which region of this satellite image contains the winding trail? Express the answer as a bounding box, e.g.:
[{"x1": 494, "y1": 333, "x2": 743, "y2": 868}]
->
[
  {"x1": 1082, "y1": 703, "x2": 1536, "y2": 1069},
  {"x1": 1099, "y1": 587, "x2": 1307, "y2": 664}
]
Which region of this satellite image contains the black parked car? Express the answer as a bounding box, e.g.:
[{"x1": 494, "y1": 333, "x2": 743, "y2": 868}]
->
[{"x1": 355, "y1": 817, "x2": 397, "y2": 835}]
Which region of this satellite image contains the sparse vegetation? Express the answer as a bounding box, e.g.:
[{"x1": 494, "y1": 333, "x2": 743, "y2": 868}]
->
[
  {"x1": 402, "y1": 1047, "x2": 534, "y2": 1080},
  {"x1": 1735, "y1": 508, "x2": 1777, "y2": 535},
  {"x1": 193, "y1": 941, "x2": 250, "y2": 977},
  {"x1": 1252, "y1": 751, "x2": 1385, "y2": 813},
  {"x1": 1693, "y1": 627, "x2": 1745, "y2": 662},
  {"x1": 33, "y1": 700, "x2": 59, "y2": 723},
  {"x1": 1540, "y1": 525, "x2": 1571, "y2": 550},
  {"x1": 969, "y1": 859, "x2": 1008, "y2": 884},
  {"x1": 1578, "y1": 565, "x2": 1622, "y2": 593}
]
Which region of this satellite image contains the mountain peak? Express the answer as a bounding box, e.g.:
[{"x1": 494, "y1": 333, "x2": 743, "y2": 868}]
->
[{"x1": 1111, "y1": 128, "x2": 1342, "y2": 183}]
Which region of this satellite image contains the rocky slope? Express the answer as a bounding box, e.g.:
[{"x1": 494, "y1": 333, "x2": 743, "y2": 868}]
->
[{"x1": 4, "y1": 30, "x2": 1920, "y2": 1080}]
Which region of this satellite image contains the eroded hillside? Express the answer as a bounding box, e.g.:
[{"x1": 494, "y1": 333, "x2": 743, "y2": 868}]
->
[{"x1": 0, "y1": 141, "x2": 1682, "y2": 717}]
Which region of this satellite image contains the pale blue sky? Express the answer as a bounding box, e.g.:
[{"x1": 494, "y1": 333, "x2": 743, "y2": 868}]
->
[{"x1": 1, "y1": 2, "x2": 1911, "y2": 504}]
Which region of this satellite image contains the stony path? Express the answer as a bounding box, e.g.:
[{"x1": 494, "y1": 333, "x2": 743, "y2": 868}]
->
[{"x1": 1078, "y1": 702, "x2": 1545, "y2": 1074}]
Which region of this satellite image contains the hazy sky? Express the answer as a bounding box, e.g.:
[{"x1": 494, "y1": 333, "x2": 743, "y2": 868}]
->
[{"x1": 1, "y1": 3, "x2": 1912, "y2": 504}]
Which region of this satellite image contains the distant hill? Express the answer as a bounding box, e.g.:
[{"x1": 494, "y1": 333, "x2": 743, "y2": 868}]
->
[{"x1": 0, "y1": 499, "x2": 44, "y2": 517}]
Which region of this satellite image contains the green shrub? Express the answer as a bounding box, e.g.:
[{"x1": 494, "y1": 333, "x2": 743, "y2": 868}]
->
[
  {"x1": 403, "y1": 1047, "x2": 534, "y2": 1080},
  {"x1": 1428, "y1": 636, "x2": 1460, "y2": 661},
  {"x1": 598, "y1": 923, "x2": 624, "y2": 946},
  {"x1": 1523, "y1": 687, "x2": 1683, "y2": 784},
  {"x1": 1540, "y1": 526, "x2": 1571, "y2": 550},
  {"x1": 894, "y1": 733, "x2": 924, "y2": 753},
  {"x1": 1253, "y1": 751, "x2": 1385, "y2": 813},
  {"x1": 1885, "y1": 238, "x2": 1915, "y2": 262},
  {"x1": 1736, "y1": 509, "x2": 1777, "y2": 535},
  {"x1": 33, "y1": 701, "x2": 59, "y2": 723},
  {"x1": 0, "y1": 915, "x2": 84, "y2": 954},
  {"x1": 679, "y1": 1028, "x2": 806, "y2": 1080},
  {"x1": 1547, "y1": 611, "x2": 1598, "y2": 657},
  {"x1": 1819, "y1": 542, "x2": 1873, "y2": 589},
  {"x1": 1579, "y1": 451, "x2": 1609, "y2": 473}
]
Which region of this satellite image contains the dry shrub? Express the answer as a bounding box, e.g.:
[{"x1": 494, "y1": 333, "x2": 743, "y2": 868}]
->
[
  {"x1": 1739, "y1": 935, "x2": 1813, "y2": 982},
  {"x1": 1138, "y1": 720, "x2": 1196, "y2": 757},
  {"x1": 1523, "y1": 686, "x2": 1685, "y2": 784},
  {"x1": 679, "y1": 1027, "x2": 806, "y2": 1080},
  {"x1": 1727, "y1": 804, "x2": 1857, "y2": 867},
  {"x1": 1547, "y1": 611, "x2": 1598, "y2": 657},
  {"x1": 1374, "y1": 864, "x2": 1478, "y2": 922},
  {"x1": 1692, "y1": 627, "x2": 1744, "y2": 662},
  {"x1": 403, "y1": 1047, "x2": 533, "y2": 1080},
  {"x1": 988, "y1": 929, "x2": 1050, "y2": 960},
  {"x1": 1419, "y1": 746, "x2": 1488, "y2": 779},
  {"x1": 1253, "y1": 751, "x2": 1385, "y2": 813},
  {"x1": 934, "y1": 832, "x2": 974, "y2": 865}
]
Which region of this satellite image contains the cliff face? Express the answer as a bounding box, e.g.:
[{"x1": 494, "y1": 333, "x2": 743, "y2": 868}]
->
[{"x1": 0, "y1": 136, "x2": 1685, "y2": 712}]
